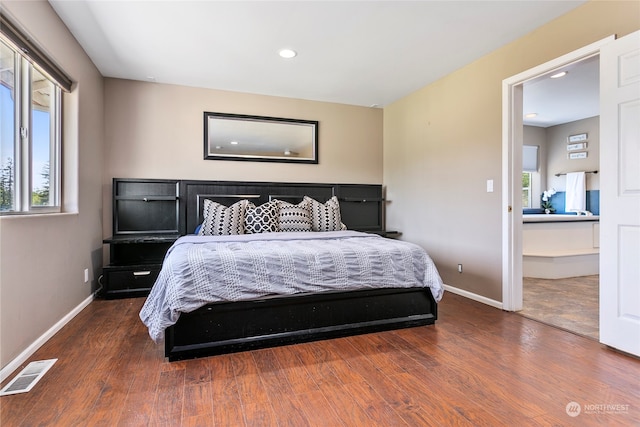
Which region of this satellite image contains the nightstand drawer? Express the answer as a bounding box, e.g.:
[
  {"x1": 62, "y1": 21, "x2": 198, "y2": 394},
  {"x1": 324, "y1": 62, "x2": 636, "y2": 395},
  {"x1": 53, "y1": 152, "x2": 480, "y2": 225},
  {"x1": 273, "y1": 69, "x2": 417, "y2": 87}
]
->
[{"x1": 101, "y1": 264, "x2": 161, "y2": 299}]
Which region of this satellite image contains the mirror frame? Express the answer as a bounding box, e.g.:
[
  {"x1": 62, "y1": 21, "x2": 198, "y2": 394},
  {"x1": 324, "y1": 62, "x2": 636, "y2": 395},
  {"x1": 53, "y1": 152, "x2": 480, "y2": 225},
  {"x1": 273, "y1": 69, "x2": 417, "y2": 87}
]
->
[{"x1": 203, "y1": 112, "x2": 319, "y2": 164}]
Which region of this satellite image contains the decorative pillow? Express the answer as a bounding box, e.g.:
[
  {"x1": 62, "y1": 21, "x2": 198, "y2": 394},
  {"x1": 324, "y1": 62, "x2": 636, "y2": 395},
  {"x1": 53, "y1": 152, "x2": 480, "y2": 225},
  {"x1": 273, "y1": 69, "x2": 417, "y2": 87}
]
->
[
  {"x1": 276, "y1": 199, "x2": 312, "y2": 232},
  {"x1": 198, "y1": 199, "x2": 250, "y2": 235},
  {"x1": 304, "y1": 196, "x2": 343, "y2": 232},
  {"x1": 245, "y1": 201, "x2": 280, "y2": 234}
]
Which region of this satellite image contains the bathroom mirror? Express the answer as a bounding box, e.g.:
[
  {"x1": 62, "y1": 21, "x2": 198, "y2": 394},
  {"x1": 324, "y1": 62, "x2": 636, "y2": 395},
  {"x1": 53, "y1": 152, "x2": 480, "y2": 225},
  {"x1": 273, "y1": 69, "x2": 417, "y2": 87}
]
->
[{"x1": 204, "y1": 112, "x2": 318, "y2": 164}]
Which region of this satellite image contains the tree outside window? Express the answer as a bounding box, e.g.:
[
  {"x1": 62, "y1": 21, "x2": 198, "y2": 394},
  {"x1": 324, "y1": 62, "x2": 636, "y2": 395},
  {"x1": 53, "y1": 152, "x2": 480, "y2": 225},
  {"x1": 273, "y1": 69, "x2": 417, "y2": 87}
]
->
[{"x1": 522, "y1": 172, "x2": 532, "y2": 208}]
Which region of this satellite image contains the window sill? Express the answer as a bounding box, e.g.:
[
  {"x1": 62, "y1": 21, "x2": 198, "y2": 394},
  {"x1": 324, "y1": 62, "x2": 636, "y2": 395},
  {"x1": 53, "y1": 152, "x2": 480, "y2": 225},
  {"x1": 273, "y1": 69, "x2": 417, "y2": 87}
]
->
[{"x1": 0, "y1": 211, "x2": 78, "y2": 220}]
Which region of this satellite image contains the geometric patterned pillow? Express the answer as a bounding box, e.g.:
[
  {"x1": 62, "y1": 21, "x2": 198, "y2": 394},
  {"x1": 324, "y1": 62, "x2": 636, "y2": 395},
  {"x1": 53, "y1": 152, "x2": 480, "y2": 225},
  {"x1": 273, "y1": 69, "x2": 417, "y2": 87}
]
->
[
  {"x1": 245, "y1": 201, "x2": 280, "y2": 234},
  {"x1": 276, "y1": 199, "x2": 312, "y2": 232},
  {"x1": 198, "y1": 199, "x2": 250, "y2": 236},
  {"x1": 304, "y1": 195, "x2": 343, "y2": 232}
]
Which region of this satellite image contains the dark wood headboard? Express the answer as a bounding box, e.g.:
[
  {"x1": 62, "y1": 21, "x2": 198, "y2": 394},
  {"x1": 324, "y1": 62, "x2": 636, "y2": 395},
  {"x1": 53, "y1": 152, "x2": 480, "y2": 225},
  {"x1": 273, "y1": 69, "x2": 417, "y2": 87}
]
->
[
  {"x1": 111, "y1": 178, "x2": 384, "y2": 236},
  {"x1": 181, "y1": 180, "x2": 384, "y2": 235}
]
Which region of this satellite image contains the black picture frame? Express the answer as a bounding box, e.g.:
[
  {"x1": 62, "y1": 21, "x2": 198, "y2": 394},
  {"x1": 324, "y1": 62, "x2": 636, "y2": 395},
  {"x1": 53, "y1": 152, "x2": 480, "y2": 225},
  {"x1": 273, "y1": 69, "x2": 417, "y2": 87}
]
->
[{"x1": 203, "y1": 112, "x2": 318, "y2": 164}]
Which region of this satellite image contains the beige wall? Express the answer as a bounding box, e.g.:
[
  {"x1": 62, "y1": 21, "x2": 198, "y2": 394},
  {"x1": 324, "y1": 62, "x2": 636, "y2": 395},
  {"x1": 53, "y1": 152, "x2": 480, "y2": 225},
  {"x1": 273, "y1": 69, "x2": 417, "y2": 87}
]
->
[
  {"x1": 546, "y1": 116, "x2": 600, "y2": 192},
  {"x1": 383, "y1": 0, "x2": 639, "y2": 301},
  {"x1": 0, "y1": 1, "x2": 104, "y2": 370},
  {"x1": 103, "y1": 79, "x2": 383, "y2": 237}
]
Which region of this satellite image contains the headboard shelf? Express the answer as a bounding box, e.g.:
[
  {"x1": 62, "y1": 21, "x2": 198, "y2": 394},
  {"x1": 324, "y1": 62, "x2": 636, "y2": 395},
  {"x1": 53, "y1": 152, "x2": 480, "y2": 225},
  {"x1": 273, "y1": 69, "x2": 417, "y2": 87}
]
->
[
  {"x1": 110, "y1": 178, "x2": 385, "y2": 237},
  {"x1": 115, "y1": 196, "x2": 179, "y2": 201},
  {"x1": 112, "y1": 178, "x2": 180, "y2": 235},
  {"x1": 340, "y1": 197, "x2": 384, "y2": 202}
]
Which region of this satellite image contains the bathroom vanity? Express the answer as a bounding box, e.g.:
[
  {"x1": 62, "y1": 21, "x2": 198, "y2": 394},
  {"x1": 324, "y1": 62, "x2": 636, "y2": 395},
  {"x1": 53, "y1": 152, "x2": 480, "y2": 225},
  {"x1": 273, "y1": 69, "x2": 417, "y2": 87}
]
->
[{"x1": 523, "y1": 215, "x2": 600, "y2": 279}]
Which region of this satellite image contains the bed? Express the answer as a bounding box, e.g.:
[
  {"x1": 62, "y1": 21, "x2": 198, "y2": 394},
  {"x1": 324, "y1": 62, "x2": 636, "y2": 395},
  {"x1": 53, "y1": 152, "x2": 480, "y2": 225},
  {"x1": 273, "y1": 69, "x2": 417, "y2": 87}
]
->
[{"x1": 137, "y1": 180, "x2": 444, "y2": 361}]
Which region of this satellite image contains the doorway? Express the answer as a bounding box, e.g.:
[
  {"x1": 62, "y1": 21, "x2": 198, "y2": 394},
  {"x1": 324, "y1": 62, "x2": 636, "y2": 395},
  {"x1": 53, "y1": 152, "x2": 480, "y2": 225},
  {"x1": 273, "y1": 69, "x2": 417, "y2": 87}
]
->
[
  {"x1": 517, "y1": 56, "x2": 601, "y2": 339},
  {"x1": 500, "y1": 36, "x2": 614, "y2": 317}
]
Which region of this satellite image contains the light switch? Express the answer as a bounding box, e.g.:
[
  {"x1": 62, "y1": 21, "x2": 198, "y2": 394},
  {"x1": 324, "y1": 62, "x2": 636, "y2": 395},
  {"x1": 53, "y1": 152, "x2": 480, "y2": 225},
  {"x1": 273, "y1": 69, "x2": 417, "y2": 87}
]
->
[{"x1": 486, "y1": 179, "x2": 494, "y2": 193}]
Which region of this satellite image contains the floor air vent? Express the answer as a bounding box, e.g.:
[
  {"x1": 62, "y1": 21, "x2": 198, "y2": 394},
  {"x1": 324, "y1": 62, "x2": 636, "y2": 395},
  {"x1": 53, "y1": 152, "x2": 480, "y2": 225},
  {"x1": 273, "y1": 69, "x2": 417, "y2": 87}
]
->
[{"x1": 0, "y1": 359, "x2": 57, "y2": 396}]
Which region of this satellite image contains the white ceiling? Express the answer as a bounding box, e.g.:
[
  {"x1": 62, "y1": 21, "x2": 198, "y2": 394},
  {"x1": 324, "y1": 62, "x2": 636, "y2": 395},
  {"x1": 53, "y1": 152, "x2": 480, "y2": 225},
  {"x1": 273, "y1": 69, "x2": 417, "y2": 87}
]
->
[
  {"x1": 523, "y1": 54, "x2": 599, "y2": 127},
  {"x1": 49, "y1": 0, "x2": 591, "y2": 122}
]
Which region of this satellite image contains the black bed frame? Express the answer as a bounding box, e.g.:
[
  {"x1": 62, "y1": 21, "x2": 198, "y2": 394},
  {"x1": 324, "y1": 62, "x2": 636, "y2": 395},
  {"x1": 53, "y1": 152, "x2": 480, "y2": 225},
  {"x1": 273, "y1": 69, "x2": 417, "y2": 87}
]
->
[
  {"x1": 138, "y1": 179, "x2": 438, "y2": 361},
  {"x1": 165, "y1": 287, "x2": 437, "y2": 361}
]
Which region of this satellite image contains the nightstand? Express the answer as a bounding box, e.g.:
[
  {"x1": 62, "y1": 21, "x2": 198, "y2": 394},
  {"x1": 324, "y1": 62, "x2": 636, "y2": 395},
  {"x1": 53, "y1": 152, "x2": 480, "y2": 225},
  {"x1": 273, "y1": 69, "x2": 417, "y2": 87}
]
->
[
  {"x1": 100, "y1": 178, "x2": 181, "y2": 299},
  {"x1": 101, "y1": 234, "x2": 179, "y2": 299}
]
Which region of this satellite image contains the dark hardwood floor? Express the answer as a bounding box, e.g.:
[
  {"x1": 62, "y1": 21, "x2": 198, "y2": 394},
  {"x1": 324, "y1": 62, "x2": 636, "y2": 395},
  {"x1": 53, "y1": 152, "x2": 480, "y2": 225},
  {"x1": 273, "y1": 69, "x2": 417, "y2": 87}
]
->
[{"x1": 1, "y1": 292, "x2": 638, "y2": 426}]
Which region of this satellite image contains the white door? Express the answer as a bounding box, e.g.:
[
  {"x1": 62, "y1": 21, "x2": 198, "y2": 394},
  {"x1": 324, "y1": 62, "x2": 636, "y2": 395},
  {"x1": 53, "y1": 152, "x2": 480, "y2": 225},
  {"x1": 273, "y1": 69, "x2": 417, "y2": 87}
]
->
[{"x1": 600, "y1": 30, "x2": 640, "y2": 356}]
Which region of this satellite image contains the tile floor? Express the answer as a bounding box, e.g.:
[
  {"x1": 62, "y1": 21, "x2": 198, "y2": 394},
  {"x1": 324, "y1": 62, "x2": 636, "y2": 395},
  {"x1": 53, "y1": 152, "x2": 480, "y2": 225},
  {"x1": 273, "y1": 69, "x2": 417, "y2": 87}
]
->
[{"x1": 520, "y1": 275, "x2": 599, "y2": 340}]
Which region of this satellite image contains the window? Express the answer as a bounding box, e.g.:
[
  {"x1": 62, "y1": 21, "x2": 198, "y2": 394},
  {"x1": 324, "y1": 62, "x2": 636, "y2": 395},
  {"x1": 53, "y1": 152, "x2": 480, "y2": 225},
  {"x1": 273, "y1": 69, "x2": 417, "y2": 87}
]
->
[
  {"x1": 522, "y1": 145, "x2": 539, "y2": 172},
  {"x1": 522, "y1": 172, "x2": 532, "y2": 208},
  {"x1": 1, "y1": 37, "x2": 62, "y2": 213}
]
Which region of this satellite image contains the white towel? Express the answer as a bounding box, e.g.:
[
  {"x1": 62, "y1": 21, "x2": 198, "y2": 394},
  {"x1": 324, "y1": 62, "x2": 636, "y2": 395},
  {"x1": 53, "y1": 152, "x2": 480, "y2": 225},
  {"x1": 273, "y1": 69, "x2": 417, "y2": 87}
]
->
[{"x1": 565, "y1": 172, "x2": 586, "y2": 212}]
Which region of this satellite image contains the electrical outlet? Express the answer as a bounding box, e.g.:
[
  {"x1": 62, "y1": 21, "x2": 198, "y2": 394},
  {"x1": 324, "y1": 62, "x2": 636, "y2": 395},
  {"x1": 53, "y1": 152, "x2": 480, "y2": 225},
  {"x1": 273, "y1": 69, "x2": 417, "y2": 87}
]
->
[
  {"x1": 458, "y1": 264, "x2": 463, "y2": 273},
  {"x1": 84, "y1": 269, "x2": 89, "y2": 283}
]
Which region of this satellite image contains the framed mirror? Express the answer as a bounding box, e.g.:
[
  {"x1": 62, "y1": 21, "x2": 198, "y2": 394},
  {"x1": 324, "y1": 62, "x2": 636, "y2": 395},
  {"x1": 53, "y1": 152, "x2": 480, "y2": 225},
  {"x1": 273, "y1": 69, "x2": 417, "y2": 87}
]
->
[{"x1": 204, "y1": 112, "x2": 318, "y2": 163}]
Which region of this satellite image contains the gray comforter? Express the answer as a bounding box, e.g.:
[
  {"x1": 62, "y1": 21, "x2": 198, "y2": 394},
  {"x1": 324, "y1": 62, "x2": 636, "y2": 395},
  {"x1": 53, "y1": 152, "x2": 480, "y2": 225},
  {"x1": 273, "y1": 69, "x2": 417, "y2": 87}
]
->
[{"x1": 140, "y1": 231, "x2": 444, "y2": 341}]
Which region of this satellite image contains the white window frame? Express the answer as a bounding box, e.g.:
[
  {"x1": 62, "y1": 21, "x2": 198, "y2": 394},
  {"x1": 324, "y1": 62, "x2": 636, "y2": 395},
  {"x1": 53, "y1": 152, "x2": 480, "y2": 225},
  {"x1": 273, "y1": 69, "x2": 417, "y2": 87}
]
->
[{"x1": 1, "y1": 38, "x2": 62, "y2": 215}]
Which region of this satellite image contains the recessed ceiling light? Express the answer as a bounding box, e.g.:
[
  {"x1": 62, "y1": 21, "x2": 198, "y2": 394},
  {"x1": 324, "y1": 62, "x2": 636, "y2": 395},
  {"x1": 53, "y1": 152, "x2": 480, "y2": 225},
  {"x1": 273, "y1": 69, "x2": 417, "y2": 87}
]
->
[
  {"x1": 550, "y1": 71, "x2": 568, "y2": 79},
  {"x1": 278, "y1": 49, "x2": 297, "y2": 59},
  {"x1": 525, "y1": 113, "x2": 538, "y2": 118},
  {"x1": 230, "y1": 141, "x2": 239, "y2": 145}
]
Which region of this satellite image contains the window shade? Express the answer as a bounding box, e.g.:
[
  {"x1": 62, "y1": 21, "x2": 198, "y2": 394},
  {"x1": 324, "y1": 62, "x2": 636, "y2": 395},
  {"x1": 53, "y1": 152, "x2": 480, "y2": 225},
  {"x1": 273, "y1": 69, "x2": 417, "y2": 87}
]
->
[
  {"x1": 1, "y1": 12, "x2": 73, "y2": 92},
  {"x1": 523, "y1": 145, "x2": 539, "y2": 172}
]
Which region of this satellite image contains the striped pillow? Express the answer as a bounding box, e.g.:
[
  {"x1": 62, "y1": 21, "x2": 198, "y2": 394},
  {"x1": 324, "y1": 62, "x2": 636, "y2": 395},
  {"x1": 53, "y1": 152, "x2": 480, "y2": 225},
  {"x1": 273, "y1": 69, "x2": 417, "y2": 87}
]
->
[
  {"x1": 276, "y1": 199, "x2": 312, "y2": 232},
  {"x1": 198, "y1": 199, "x2": 249, "y2": 235},
  {"x1": 304, "y1": 196, "x2": 343, "y2": 232}
]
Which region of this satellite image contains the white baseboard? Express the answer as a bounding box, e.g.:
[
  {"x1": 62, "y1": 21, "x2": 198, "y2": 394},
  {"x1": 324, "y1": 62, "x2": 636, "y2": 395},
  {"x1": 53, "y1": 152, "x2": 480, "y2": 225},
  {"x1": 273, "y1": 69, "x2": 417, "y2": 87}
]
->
[
  {"x1": 0, "y1": 294, "x2": 94, "y2": 383},
  {"x1": 443, "y1": 284, "x2": 503, "y2": 310}
]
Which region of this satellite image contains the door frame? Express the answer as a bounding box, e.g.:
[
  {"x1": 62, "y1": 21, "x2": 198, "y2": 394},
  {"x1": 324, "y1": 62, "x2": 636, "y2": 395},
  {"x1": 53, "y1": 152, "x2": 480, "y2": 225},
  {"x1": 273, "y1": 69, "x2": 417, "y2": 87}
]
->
[{"x1": 501, "y1": 36, "x2": 615, "y2": 311}]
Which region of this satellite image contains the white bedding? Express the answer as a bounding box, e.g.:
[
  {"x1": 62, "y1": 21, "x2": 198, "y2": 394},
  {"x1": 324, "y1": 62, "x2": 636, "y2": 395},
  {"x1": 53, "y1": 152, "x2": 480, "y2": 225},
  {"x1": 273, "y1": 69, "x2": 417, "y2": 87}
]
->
[{"x1": 140, "y1": 231, "x2": 444, "y2": 342}]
